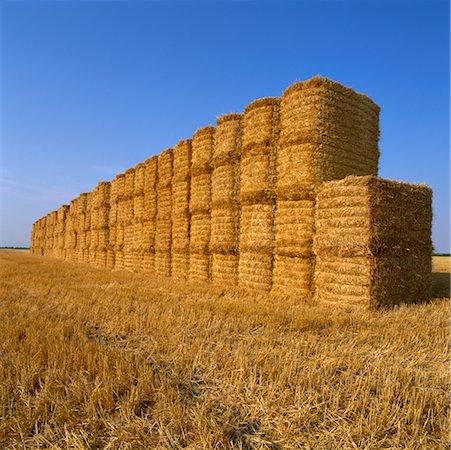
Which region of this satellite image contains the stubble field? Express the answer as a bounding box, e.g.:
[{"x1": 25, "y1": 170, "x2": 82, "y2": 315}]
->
[{"x1": 0, "y1": 250, "x2": 449, "y2": 449}]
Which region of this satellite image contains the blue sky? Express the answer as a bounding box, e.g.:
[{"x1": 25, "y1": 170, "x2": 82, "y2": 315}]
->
[{"x1": 1, "y1": 1, "x2": 449, "y2": 252}]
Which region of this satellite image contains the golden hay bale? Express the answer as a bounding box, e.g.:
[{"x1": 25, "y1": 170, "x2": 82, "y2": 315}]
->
[
  {"x1": 239, "y1": 204, "x2": 274, "y2": 253},
  {"x1": 240, "y1": 153, "x2": 274, "y2": 204},
  {"x1": 189, "y1": 253, "x2": 210, "y2": 283},
  {"x1": 132, "y1": 251, "x2": 143, "y2": 272},
  {"x1": 243, "y1": 97, "x2": 279, "y2": 154},
  {"x1": 155, "y1": 251, "x2": 171, "y2": 278},
  {"x1": 122, "y1": 198, "x2": 134, "y2": 224},
  {"x1": 314, "y1": 176, "x2": 433, "y2": 257},
  {"x1": 190, "y1": 173, "x2": 211, "y2": 214},
  {"x1": 124, "y1": 168, "x2": 135, "y2": 199},
  {"x1": 274, "y1": 200, "x2": 315, "y2": 257},
  {"x1": 272, "y1": 255, "x2": 313, "y2": 298},
  {"x1": 211, "y1": 253, "x2": 238, "y2": 285},
  {"x1": 171, "y1": 253, "x2": 189, "y2": 280},
  {"x1": 172, "y1": 179, "x2": 190, "y2": 216},
  {"x1": 144, "y1": 190, "x2": 158, "y2": 221},
  {"x1": 97, "y1": 207, "x2": 109, "y2": 229},
  {"x1": 172, "y1": 216, "x2": 190, "y2": 253},
  {"x1": 133, "y1": 195, "x2": 145, "y2": 222},
  {"x1": 173, "y1": 139, "x2": 192, "y2": 181},
  {"x1": 211, "y1": 164, "x2": 237, "y2": 207},
  {"x1": 106, "y1": 249, "x2": 115, "y2": 269},
  {"x1": 142, "y1": 250, "x2": 155, "y2": 273},
  {"x1": 158, "y1": 149, "x2": 173, "y2": 188},
  {"x1": 210, "y1": 206, "x2": 237, "y2": 253},
  {"x1": 108, "y1": 226, "x2": 116, "y2": 250},
  {"x1": 95, "y1": 250, "x2": 107, "y2": 268},
  {"x1": 155, "y1": 220, "x2": 171, "y2": 252},
  {"x1": 144, "y1": 156, "x2": 158, "y2": 196},
  {"x1": 238, "y1": 252, "x2": 272, "y2": 291},
  {"x1": 189, "y1": 213, "x2": 210, "y2": 254},
  {"x1": 97, "y1": 228, "x2": 108, "y2": 249},
  {"x1": 157, "y1": 186, "x2": 172, "y2": 219},
  {"x1": 213, "y1": 113, "x2": 242, "y2": 168},
  {"x1": 132, "y1": 222, "x2": 143, "y2": 252},
  {"x1": 192, "y1": 126, "x2": 215, "y2": 175},
  {"x1": 314, "y1": 254, "x2": 432, "y2": 307},
  {"x1": 134, "y1": 162, "x2": 145, "y2": 195},
  {"x1": 141, "y1": 220, "x2": 156, "y2": 250},
  {"x1": 114, "y1": 250, "x2": 124, "y2": 270}
]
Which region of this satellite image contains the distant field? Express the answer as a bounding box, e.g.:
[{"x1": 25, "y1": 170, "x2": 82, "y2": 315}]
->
[{"x1": 0, "y1": 250, "x2": 449, "y2": 449}]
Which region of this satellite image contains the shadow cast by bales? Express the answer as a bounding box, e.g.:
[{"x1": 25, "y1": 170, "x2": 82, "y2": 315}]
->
[{"x1": 432, "y1": 272, "x2": 450, "y2": 298}]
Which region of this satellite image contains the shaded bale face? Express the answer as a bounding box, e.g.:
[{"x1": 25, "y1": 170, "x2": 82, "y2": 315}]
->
[
  {"x1": 190, "y1": 214, "x2": 210, "y2": 254},
  {"x1": 172, "y1": 180, "x2": 190, "y2": 216},
  {"x1": 125, "y1": 168, "x2": 136, "y2": 199},
  {"x1": 240, "y1": 153, "x2": 274, "y2": 204},
  {"x1": 155, "y1": 220, "x2": 172, "y2": 252}
]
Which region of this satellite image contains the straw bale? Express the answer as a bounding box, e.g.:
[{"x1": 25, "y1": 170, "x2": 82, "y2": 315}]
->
[
  {"x1": 132, "y1": 222, "x2": 143, "y2": 252},
  {"x1": 171, "y1": 253, "x2": 189, "y2": 280},
  {"x1": 142, "y1": 250, "x2": 155, "y2": 273},
  {"x1": 155, "y1": 220, "x2": 172, "y2": 252},
  {"x1": 114, "y1": 250, "x2": 124, "y2": 270},
  {"x1": 131, "y1": 251, "x2": 143, "y2": 272},
  {"x1": 173, "y1": 139, "x2": 192, "y2": 181},
  {"x1": 122, "y1": 198, "x2": 134, "y2": 224},
  {"x1": 238, "y1": 252, "x2": 272, "y2": 291},
  {"x1": 97, "y1": 207, "x2": 109, "y2": 229},
  {"x1": 189, "y1": 253, "x2": 210, "y2": 283},
  {"x1": 211, "y1": 164, "x2": 236, "y2": 207},
  {"x1": 275, "y1": 200, "x2": 315, "y2": 257},
  {"x1": 144, "y1": 156, "x2": 158, "y2": 192},
  {"x1": 110, "y1": 176, "x2": 120, "y2": 204},
  {"x1": 108, "y1": 226, "x2": 117, "y2": 250},
  {"x1": 272, "y1": 255, "x2": 313, "y2": 298},
  {"x1": 155, "y1": 252, "x2": 171, "y2": 278},
  {"x1": 134, "y1": 162, "x2": 145, "y2": 195},
  {"x1": 172, "y1": 180, "x2": 190, "y2": 216},
  {"x1": 141, "y1": 220, "x2": 156, "y2": 250},
  {"x1": 243, "y1": 97, "x2": 279, "y2": 154},
  {"x1": 210, "y1": 206, "x2": 237, "y2": 253},
  {"x1": 314, "y1": 176, "x2": 433, "y2": 257},
  {"x1": 189, "y1": 213, "x2": 210, "y2": 254},
  {"x1": 95, "y1": 250, "x2": 107, "y2": 268},
  {"x1": 314, "y1": 254, "x2": 432, "y2": 307},
  {"x1": 106, "y1": 249, "x2": 115, "y2": 269},
  {"x1": 124, "y1": 168, "x2": 135, "y2": 199},
  {"x1": 213, "y1": 113, "x2": 242, "y2": 167},
  {"x1": 133, "y1": 195, "x2": 145, "y2": 222},
  {"x1": 192, "y1": 126, "x2": 215, "y2": 175},
  {"x1": 158, "y1": 149, "x2": 173, "y2": 188},
  {"x1": 211, "y1": 253, "x2": 238, "y2": 285},
  {"x1": 97, "y1": 228, "x2": 108, "y2": 249},
  {"x1": 240, "y1": 153, "x2": 274, "y2": 204},
  {"x1": 190, "y1": 173, "x2": 211, "y2": 214},
  {"x1": 144, "y1": 190, "x2": 158, "y2": 220},
  {"x1": 239, "y1": 204, "x2": 274, "y2": 253},
  {"x1": 157, "y1": 187, "x2": 172, "y2": 219},
  {"x1": 172, "y1": 216, "x2": 190, "y2": 253}
]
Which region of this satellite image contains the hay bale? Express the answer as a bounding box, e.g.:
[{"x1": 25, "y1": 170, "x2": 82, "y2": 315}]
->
[
  {"x1": 155, "y1": 251, "x2": 171, "y2": 278},
  {"x1": 243, "y1": 97, "x2": 279, "y2": 155},
  {"x1": 211, "y1": 253, "x2": 238, "y2": 285},
  {"x1": 239, "y1": 204, "x2": 274, "y2": 253},
  {"x1": 106, "y1": 248, "x2": 115, "y2": 269},
  {"x1": 192, "y1": 126, "x2": 215, "y2": 175},
  {"x1": 211, "y1": 164, "x2": 236, "y2": 207},
  {"x1": 272, "y1": 255, "x2": 313, "y2": 298},
  {"x1": 157, "y1": 187, "x2": 172, "y2": 219},
  {"x1": 213, "y1": 113, "x2": 242, "y2": 168},
  {"x1": 142, "y1": 250, "x2": 155, "y2": 273},
  {"x1": 274, "y1": 200, "x2": 315, "y2": 257},
  {"x1": 123, "y1": 223, "x2": 135, "y2": 271},
  {"x1": 171, "y1": 253, "x2": 189, "y2": 279},
  {"x1": 210, "y1": 206, "x2": 238, "y2": 254},
  {"x1": 144, "y1": 157, "x2": 158, "y2": 219},
  {"x1": 134, "y1": 162, "x2": 145, "y2": 196},
  {"x1": 189, "y1": 253, "x2": 210, "y2": 283},
  {"x1": 141, "y1": 220, "x2": 156, "y2": 251},
  {"x1": 155, "y1": 220, "x2": 171, "y2": 252},
  {"x1": 240, "y1": 153, "x2": 274, "y2": 205},
  {"x1": 190, "y1": 173, "x2": 211, "y2": 214},
  {"x1": 133, "y1": 195, "x2": 145, "y2": 222},
  {"x1": 238, "y1": 252, "x2": 272, "y2": 291},
  {"x1": 172, "y1": 179, "x2": 190, "y2": 216},
  {"x1": 172, "y1": 216, "x2": 190, "y2": 253},
  {"x1": 158, "y1": 149, "x2": 173, "y2": 188},
  {"x1": 114, "y1": 250, "x2": 124, "y2": 270},
  {"x1": 173, "y1": 139, "x2": 192, "y2": 181},
  {"x1": 124, "y1": 168, "x2": 135, "y2": 199},
  {"x1": 189, "y1": 213, "x2": 210, "y2": 254},
  {"x1": 314, "y1": 176, "x2": 433, "y2": 257},
  {"x1": 95, "y1": 250, "x2": 107, "y2": 268}
]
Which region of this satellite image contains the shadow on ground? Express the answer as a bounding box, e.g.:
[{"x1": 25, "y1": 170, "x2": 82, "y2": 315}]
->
[{"x1": 432, "y1": 272, "x2": 450, "y2": 298}]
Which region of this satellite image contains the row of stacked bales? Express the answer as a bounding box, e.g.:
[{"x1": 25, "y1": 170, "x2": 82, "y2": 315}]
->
[
  {"x1": 114, "y1": 174, "x2": 126, "y2": 270},
  {"x1": 272, "y1": 77, "x2": 380, "y2": 297},
  {"x1": 172, "y1": 140, "x2": 192, "y2": 279},
  {"x1": 210, "y1": 114, "x2": 242, "y2": 285},
  {"x1": 132, "y1": 162, "x2": 146, "y2": 270},
  {"x1": 82, "y1": 193, "x2": 92, "y2": 264},
  {"x1": 239, "y1": 98, "x2": 280, "y2": 291},
  {"x1": 189, "y1": 127, "x2": 215, "y2": 283},
  {"x1": 156, "y1": 150, "x2": 173, "y2": 277},
  {"x1": 107, "y1": 176, "x2": 119, "y2": 269},
  {"x1": 56, "y1": 205, "x2": 69, "y2": 260},
  {"x1": 123, "y1": 169, "x2": 135, "y2": 271},
  {"x1": 74, "y1": 194, "x2": 87, "y2": 263},
  {"x1": 314, "y1": 176, "x2": 432, "y2": 307},
  {"x1": 90, "y1": 181, "x2": 110, "y2": 267},
  {"x1": 142, "y1": 157, "x2": 158, "y2": 271}
]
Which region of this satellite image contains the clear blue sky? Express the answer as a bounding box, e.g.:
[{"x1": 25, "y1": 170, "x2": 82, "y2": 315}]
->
[{"x1": 1, "y1": 1, "x2": 449, "y2": 252}]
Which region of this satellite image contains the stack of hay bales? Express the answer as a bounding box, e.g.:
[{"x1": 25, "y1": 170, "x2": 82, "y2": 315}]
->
[
  {"x1": 155, "y1": 149, "x2": 173, "y2": 277},
  {"x1": 314, "y1": 176, "x2": 432, "y2": 307},
  {"x1": 114, "y1": 174, "x2": 126, "y2": 270},
  {"x1": 82, "y1": 193, "x2": 92, "y2": 264},
  {"x1": 73, "y1": 194, "x2": 87, "y2": 262},
  {"x1": 210, "y1": 114, "x2": 242, "y2": 285},
  {"x1": 132, "y1": 162, "x2": 145, "y2": 270},
  {"x1": 56, "y1": 205, "x2": 69, "y2": 260},
  {"x1": 89, "y1": 182, "x2": 110, "y2": 267},
  {"x1": 273, "y1": 76, "x2": 380, "y2": 297},
  {"x1": 189, "y1": 126, "x2": 215, "y2": 283},
  {"x1": 107, "y1": 176, "x2": 119, "y2": 269},
  {"x1": 122, "y1": 168, "x2": 135, "y2": 271},
  {"x1": 65, "y1": 200, "x2": 77, "y2": 261},
  {"x1": 239, "y1": 98, "x2": 280, "y2": 291},
  {"x1": 142, "y1": 156, "x2": 158, "y2": 272},
  {"x1": 172, "y1": 140, "x2": 192, "y2": 279}
]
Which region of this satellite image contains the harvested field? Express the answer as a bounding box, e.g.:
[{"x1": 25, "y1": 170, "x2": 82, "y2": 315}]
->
[{"x1": 0, "y1": 250, "x2": 448, "y2": 449}]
